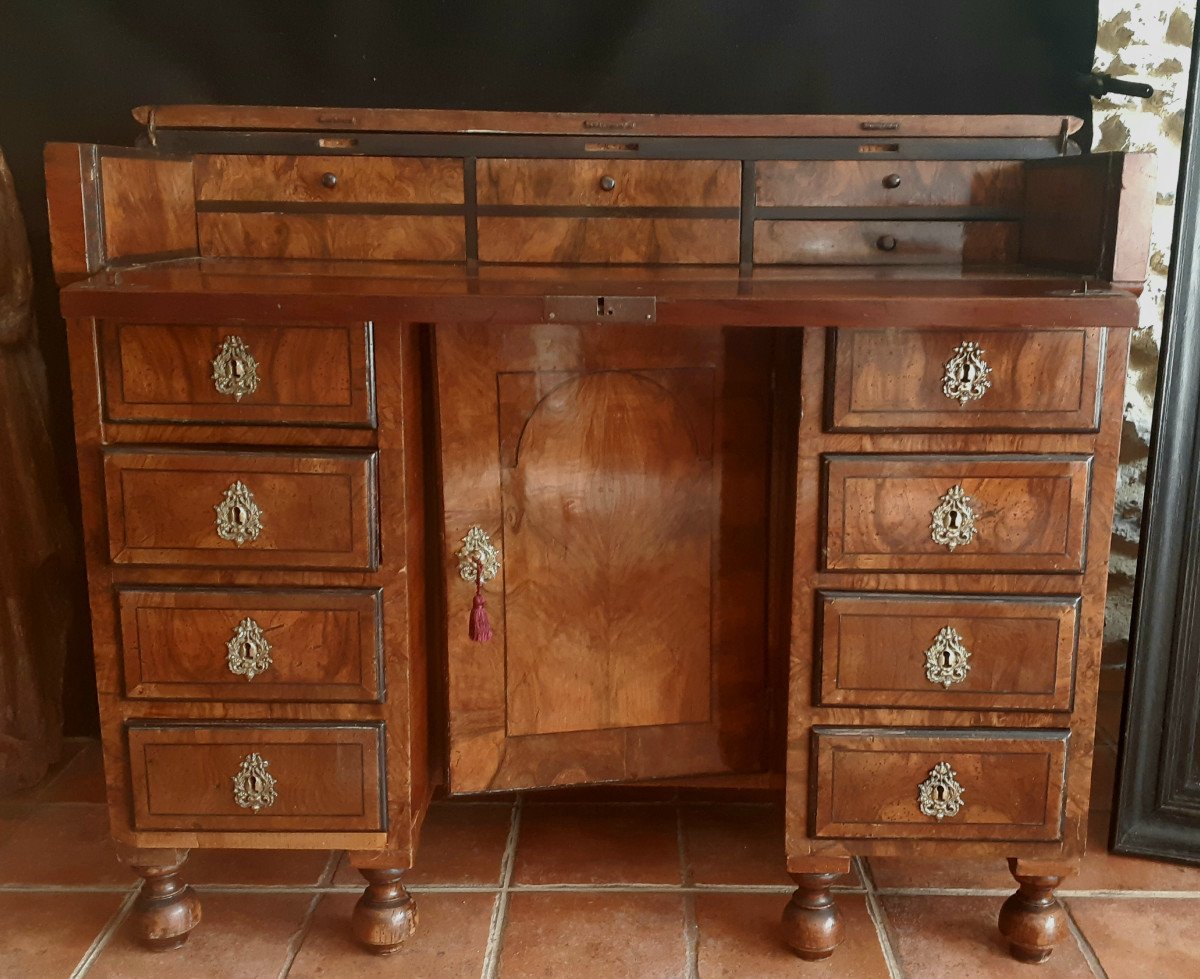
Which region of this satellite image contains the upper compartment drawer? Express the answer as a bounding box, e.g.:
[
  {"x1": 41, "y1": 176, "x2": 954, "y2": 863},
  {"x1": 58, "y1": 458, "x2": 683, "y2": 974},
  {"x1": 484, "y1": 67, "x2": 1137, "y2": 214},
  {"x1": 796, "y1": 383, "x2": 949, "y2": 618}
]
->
[
  {"x1": 127, "y1": 723, "x2": 385, "y2": 832},
  {"x1": 811, "y1": 727, "x2": 1068, "y2": 842},
  {"x1": 476, "y1": 158, "x2": 741, "y2": 265},
  {"x1": 100, "y1": 321, "x2": 375, "y2": 427},
  {"x1": 756, "y1": 160, "x2": 1024, "y2": 209},
  {"x1": 754, "y1": 220, "x2": 1017, "y2": 265},
  {"x1": 823, "y1": 455, "x2": 1091, "y2": 573},
  {"x1": 194, "y1": 154, "x2": 464, "y2": 204},
  {"x1": 826, "y1": 328, "x2": 1104, "y2": 432},
  {"x1": 103, "y1": 449, "x2": 378, "y2": 570},
  {"x1": 194, "y1": 155, "x2": 466, "y2": 261},
  {"x1": 477, "y1": 158, "x2": 741, "y2": 208}
]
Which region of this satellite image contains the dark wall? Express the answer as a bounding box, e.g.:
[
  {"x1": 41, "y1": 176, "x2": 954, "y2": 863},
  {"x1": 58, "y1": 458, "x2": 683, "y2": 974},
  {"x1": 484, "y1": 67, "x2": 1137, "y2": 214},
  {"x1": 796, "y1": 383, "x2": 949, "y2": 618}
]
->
[{"x1": 0, "y1": 1, "x2": 1098, "y2": 734}]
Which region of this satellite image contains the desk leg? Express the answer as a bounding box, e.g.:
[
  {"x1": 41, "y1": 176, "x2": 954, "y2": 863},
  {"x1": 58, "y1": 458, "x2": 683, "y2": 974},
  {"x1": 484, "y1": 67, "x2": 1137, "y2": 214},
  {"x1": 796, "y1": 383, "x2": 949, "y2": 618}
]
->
[
  {"x1": 117, "y1": 846, "x2": 202, "y2": 951},
  {"x1": 998, "y1": 858, "x2": 1073, "y2": 963},
  {"x1": 348, "y1": 855, "x2": 417, "y2": 955},
  {"x1": 782, "y1": 859, "x2": 851, "y2": 961}
]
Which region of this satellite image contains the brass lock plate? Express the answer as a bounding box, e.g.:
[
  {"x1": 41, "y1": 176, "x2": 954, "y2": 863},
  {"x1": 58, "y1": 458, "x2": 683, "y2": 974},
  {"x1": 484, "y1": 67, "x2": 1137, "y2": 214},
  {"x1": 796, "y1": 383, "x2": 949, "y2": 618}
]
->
[{"x1": 543, "y1": 295, "x2": 657, "y2": 324}]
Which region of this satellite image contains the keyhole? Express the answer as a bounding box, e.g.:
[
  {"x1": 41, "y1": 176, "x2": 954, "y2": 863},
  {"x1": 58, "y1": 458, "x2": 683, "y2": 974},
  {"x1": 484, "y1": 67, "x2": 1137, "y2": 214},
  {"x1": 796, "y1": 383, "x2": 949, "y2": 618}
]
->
[
  {"x1": 945, "y1": 510, "x2": 962, "y2": 530},
  {"x1": 232, "y1": 505, "x2": 247, "y2": 526},
  {"x1": 934, "y1": 785, "x2": 946, "y2": 801},
  {"x1": 959, "y1": 362, "x2": 976, "y2": 384},
  {"x1": 941, "y1": 648, "x2": 954, "y2": 668},
  {"x1": 231, "y1": 359, "x2": 245, "y2": 379}
]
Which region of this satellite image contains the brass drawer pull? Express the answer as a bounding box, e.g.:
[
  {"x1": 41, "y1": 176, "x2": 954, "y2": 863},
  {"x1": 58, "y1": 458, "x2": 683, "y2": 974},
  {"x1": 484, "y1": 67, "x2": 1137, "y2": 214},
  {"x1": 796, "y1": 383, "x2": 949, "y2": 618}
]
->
[
  {"x1": 876, "y1": 234, "x2": 897, "y2": 252},
  {"x1": 214, "y1": 481, "x2": 264, "y2": 546},
  {"x1": 321, "y1": 171, "x2": 338, "y2": 188},
  {"x1": 930, "y1": 484, "x2": 976, "y2": 551},
  {"x1": 943, "y1": 341, "x2": 993, "y2": 405},
  {"x1": 599, "y1": 174, "x2": 617, "y2": 192},
  {"x1": 226, "y1": 617, "x2": 273, "y2": 680},
  {"x1": 924, "y1": 626, "x2": 971, "y2": 687},
  {"x1": 211, "y1": 335, "x2": 261, "y2": 402},
  {"x1": 882, "y1": 172, "x2": 902, "y2": 189},
  {"x1": 918, "y1": 761, "x2": 964, "y2": 819},
  {"x1": 232, "y1": 752, "x2": 277, "y2": 811}
]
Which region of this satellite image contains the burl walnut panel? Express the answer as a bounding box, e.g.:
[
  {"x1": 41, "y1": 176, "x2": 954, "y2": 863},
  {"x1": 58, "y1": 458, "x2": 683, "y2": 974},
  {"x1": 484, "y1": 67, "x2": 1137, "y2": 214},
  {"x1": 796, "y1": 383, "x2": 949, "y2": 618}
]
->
[
  {"x1": 817, "y1": 592, "x2": 1078, "y2": 711},
  {"x1": 477, "y1": 158, "x2": 740, "y2": 208},
  {"x1": 100, "y1": 321, "x2": 375, "y2": 427},
  {"x1": 826, "y1": 327, "x2": 1104, "y2": 432},
  {"x1": 754, "y1": 220, "x2": 1018, "y2": 265},
  {"x1": 118, "y1": 588, "x2": 382, "y2": 702},
  {"x1": 812, "y1": 728, "x2": 1069, "y2": 842},
  {"x1": 100, "y1": 155, "x2": 197, "y2": 261},
  {"x1": 436, "y1": 324, "x2": 772, "y2": 791},
  {"x1": 199, "y1": 212, "x2": 466, "y2": 262},
  {"x1": 194, "y1": 155, "x2": 464, "y2": 204},
  {"x1": 127, "y1": 724, "x2": 385, "y2": 832},
  {"x1": 755, "y1": 160, "x2": 1024, "y2": 209},
  {"x1": 102, "y1": 449, "x2": 378, "y2": 569},
  {"x1": 476, "y1": 216, "x2": 740, "y2": 264},
  {"x1": 823, "y1": 454, "x2": 1091, "y2": 572}
]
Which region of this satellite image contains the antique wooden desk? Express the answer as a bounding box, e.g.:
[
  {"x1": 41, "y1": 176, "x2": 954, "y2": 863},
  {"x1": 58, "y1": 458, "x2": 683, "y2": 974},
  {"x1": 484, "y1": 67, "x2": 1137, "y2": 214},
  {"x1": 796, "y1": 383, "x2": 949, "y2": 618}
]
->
[{"x1": 45, "y1": 107, "x2": 1152, "y2": 963}]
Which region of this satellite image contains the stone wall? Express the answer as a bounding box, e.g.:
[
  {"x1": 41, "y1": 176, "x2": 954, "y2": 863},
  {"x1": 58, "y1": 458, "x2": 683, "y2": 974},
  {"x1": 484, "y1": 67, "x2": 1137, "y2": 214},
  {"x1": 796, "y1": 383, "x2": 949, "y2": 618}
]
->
[{"x1": 1093, "y1": 2, "x2": 1194, "y2": 668}]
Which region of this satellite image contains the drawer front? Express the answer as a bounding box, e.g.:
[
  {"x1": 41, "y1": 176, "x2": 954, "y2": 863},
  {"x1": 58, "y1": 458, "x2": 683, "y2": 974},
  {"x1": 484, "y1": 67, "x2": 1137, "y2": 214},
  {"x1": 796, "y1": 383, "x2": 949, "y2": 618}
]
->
[
  {"x1": 812, "y1": 728, "x2": 1068, "y2": 841},
  {"x1": 477, "y1": 216, "x2": 739, "y2": 264},
  {"x1": 818, "y1": 592, "x2": 1078, "y2": 711},
  {"x1": 755, "y1": 160, "x2": 1024, "y2": 209},
  {"x1": 119, "y1": 588, "x2": 382, "y2": 702},
  {"x1": 127, "y1": 724, "x2": 385, "y2": 832},
  {"x1": 103, "y1": 450, "x2": 378, "y2": 570},
  {"x1": 100, "y1": 321, "x2": 375, "y2": 427},
  {"x1": 753, "y1": 220, "x2": 1017, "y2": 265},
  {"x1": 477, "y1": 158, "x2": 741, "y2": 208},
  {"x1": 194, "y1": 154, "x2": 464, "y2": 204},
  {"x1": 827, "y1": 328, "x2": 1105, "y2": 432},
  {"x1": 823, "y1": 455, "x2": 1091, "y2": 573},
  {"x1": 198, "y1": 212, "x2": 465, "y2": 262}
]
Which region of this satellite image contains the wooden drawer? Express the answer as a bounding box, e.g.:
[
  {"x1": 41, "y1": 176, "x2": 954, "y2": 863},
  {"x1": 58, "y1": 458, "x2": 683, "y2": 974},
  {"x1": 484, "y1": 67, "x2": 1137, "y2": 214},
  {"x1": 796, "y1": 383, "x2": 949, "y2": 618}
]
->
[
  {"x1": 99, "y1": 321, "x2": 375, "y2": 427},
  {"x1": 477, "y1": 216, "x2": 739, "y2": 264},
  {"x1": 823, "y1": 455, "x2": 1091, "y2": 573},
  {"x1": 477, "y1": 158, "x2": 741, "y2": 208},
  {"x1": 812, "y1": 728, "x2": 1068, "y2": 842},
  {"x1": 127, "y1": 724, "x2": 385, "y2": 832},
  {"x1": 817, "y1": 592, "x2": 1078, "y2": 711},
  {"x1": 826, "y1": 328, "x2": 1105, "y2": 432},
  {"x1": 194, "y1": 154, "x2": 464, "y2": 204},
  {"x1": 753, "y1": 220, "x2": 1017, "y2": 265},
  {"x1": 118, "y1": 588, "x2": 382, "y2": 702},
  {"x1": 103, "y1": 449, "x2": 378, "y2": 570},
  {"x1": 755, "y1": 160, "x2": 1024, "y2": 209}
]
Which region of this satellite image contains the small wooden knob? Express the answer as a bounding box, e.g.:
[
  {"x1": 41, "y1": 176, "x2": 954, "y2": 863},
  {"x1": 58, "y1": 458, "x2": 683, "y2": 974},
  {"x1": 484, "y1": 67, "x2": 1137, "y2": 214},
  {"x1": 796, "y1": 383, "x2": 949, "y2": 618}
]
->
[
  {"x1": 321, "y1": 172, "x2": 338, "y2": 189},
  {"x1": 599, "y1": 175, "x2": 617, "y2": 191},
  {"x1": 883, "y1": 173, "x2": 902, "y2": 189},
  {"x1": 876, "y1": 234, "x2": 898, "y2": 252}
]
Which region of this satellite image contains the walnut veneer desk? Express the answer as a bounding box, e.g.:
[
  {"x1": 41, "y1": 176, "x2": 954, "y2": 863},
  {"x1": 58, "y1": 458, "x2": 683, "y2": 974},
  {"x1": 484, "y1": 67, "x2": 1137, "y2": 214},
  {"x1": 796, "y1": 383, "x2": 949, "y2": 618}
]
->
[{"x1": 45, "y1": 107, "x2": 1153, "y2": 963}]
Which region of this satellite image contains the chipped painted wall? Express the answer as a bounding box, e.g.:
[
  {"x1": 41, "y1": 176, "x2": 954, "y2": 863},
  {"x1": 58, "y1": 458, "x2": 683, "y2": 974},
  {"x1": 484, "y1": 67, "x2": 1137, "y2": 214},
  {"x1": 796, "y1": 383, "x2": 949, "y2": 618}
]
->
[{"x1": 1094, "y1": 3, "x2": 1195, "y2": 663}]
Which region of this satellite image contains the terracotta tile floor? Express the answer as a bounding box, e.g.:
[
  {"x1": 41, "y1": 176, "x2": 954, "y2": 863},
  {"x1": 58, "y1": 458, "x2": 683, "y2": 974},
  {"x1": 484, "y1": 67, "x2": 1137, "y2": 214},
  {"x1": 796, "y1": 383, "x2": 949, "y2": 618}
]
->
[{"x1": 3, "y1": 738, "x2": 1200, "y2": 977}]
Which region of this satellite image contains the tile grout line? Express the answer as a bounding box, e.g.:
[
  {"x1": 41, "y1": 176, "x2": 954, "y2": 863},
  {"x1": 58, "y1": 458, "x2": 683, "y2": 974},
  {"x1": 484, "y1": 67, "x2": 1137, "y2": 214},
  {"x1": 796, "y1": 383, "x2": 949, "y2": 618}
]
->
[
  {"x1": 856, "y1": 856, "x2": 906, "y2": 979},
  {"x1": 69, "y1": 886, "x2": 139, "y2": 978},
  {"x1": 480, "y1": 795, "x2": 523, "y2": 979},
  {"x1": 1062, "y1": 899, "x2": 1110, "y2": 979},
  {"x1": 676, "y1": 805, "x2": 700, "y2": 979},
  {"x1": 277, "y1": 891, "x2": 325, "y2": 979}
]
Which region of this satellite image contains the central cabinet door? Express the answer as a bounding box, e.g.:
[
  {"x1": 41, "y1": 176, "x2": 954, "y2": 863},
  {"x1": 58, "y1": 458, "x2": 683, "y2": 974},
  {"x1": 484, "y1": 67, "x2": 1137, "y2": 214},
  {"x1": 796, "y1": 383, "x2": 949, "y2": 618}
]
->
[{"x1": 436, "y1": 323, "x2": 774, "y2": 792}]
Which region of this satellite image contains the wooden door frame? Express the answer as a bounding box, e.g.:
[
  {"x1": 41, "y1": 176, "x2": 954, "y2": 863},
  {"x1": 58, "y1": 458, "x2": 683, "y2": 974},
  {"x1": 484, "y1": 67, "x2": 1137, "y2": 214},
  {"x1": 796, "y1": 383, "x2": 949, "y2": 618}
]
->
[{"x1": 1113, "y1": 28, "x2": 1200, "y2": 862}]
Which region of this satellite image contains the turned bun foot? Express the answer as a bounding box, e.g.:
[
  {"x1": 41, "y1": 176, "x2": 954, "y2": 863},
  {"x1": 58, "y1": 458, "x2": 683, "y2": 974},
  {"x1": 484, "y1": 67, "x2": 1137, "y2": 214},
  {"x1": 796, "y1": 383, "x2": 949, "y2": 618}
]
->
[
  {"x1": 127, "y1": 855, "x2": 202, "y2": 951},
  {"x1": 998, "y1": 860, "x2": 1069, "y2": 964},
  {"x1": 352, "y1": 868, "x2": 417, "y2": 955},
  {"x1": 782, "y1": 871, "x2": 845, "y2": 961}
]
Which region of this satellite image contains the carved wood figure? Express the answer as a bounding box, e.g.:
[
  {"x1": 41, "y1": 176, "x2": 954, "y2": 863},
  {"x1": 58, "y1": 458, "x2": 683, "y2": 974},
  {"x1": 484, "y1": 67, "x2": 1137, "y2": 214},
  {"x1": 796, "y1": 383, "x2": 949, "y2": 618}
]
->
[
  {"x1": 43, "y1": 108, "x2": 1153, "y2": 959},
  {"x1": 0, "y1": 148, "x2": 74, "y2": 795}
]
